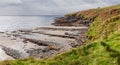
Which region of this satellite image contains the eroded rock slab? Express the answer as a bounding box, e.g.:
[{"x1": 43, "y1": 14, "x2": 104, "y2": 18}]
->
[{"x1": 0, "y1": 26, "x2": 87, "y2": 61}]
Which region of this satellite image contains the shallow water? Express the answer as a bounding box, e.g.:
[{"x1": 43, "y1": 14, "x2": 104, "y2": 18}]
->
[{"x1": 0, "y1": 15, "x2": 59, "y2": 32}]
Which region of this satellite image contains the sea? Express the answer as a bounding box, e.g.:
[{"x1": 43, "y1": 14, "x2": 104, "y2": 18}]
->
[{"x1": 0, "y1": 15, "x2": 61, "y2": 32}]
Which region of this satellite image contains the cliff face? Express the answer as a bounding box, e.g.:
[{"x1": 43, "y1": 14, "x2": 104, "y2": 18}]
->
[
  {"x1": 0, "y1": 4, "x2": 120, "y2": 65},
  {"x1": 52, "y1": 12, "x2": 93, "y2": 27},
  {"x1": 52, "y1": 4, "x2": 120, "y2": 27}
]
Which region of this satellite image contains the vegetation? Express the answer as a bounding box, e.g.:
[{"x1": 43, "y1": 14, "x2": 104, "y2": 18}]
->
[{"x1": 0, "y1": 4, "x2": 120, "y2": 65}]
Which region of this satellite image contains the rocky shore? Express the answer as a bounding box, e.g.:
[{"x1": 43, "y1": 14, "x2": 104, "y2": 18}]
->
[
  {"x1": 0, "y1": 26, "x2": 88, "y2": 61},
  {"x1": 52, "y1": 14, "x2": 94, "y2": 26}
]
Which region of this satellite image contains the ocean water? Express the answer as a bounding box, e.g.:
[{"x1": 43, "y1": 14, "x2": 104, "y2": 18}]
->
[{"x1": 0, "y1": 15, "x2": 59, "y2": 32}]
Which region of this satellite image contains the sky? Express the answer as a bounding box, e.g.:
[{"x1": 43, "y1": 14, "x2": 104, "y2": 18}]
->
[{"x1": 0, "y1": 0, "x2": 120, "y2": 15}]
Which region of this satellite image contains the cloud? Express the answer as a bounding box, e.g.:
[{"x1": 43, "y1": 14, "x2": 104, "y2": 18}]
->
[
  {"x1": 0, "y1": 0, "x2": 22, "y2": 6},
  {"x1": 0, "y1": 0, "x2": 120, "y2": 15}
]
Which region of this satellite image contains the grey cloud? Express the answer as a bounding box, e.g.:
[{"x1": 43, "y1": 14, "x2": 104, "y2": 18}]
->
[
  {"x1": 0, "y1": 0, "x2": 120, "y2": 15},
  {"x1": 0, "y1": 0, "x2": 22, "y2": 6}
]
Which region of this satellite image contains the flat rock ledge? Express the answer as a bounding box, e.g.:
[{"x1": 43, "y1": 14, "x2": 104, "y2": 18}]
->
[{"x1": 0, "y1": 26, "x2": 88, "y2": 61}]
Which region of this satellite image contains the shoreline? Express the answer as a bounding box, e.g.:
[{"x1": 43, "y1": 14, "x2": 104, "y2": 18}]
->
[{"x1": 0, "y1": 26, "x2": 88, "y2": 61}]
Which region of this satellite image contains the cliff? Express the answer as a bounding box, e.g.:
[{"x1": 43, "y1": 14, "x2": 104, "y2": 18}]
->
[
  {"x1": 0, "y1": 4, "x2": 120, "y2": 65},
  {"x1": 52, "y1": 12, "x2": 93, "y2": 26},
  {"x1": 52, "y1": 4, "x2": 120, "y2": 27}
]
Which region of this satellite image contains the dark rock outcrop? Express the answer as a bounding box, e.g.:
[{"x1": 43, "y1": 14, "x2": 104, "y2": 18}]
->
[
  {"x1": 52, "y1": 14, "x2": 94, "y2": 26},
  {"x1": 1, "y1": 46, "x2": 29, "y2": 59}
]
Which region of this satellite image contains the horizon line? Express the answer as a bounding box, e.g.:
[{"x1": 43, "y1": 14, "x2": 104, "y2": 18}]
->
[{"x1": 0, "y1": 15, "x2": 63, "y2": 16}]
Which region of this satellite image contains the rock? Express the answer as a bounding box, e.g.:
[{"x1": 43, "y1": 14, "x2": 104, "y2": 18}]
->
[
  {"x1": 52, "y1": 15, "x2": 93, "y2": 26},
  {"x1": 26, "y1": 47, "x2": 58, "y2": 59},
  {"x1": 48, "y1": 46, "x2": 60, "y2": 51},
  {"x1": 18, "y1": 29, "x2": 32, "y2": 33},
  {"x1": 0, "y1": 46, "x2": 14, "y2": 61},
  {"x1": 26, "y1": 48, "x2": 43, "y2": 58},
  {"x1": 0, "y1": 26, "x2": 87, "y2": 60},
  {"x1": 2, "y1": 46, "x2": 29, "y2": 59},
  {"x1": 70, "y1": 43, "x2": 79, "y2": 48}
]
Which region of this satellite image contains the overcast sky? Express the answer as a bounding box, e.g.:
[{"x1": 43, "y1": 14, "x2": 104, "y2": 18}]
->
[{"x1": 0, "y1": 0, "x2": 120, "y2": 15}]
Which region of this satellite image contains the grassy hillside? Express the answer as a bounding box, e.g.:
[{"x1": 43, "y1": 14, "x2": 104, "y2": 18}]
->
[{"x1": 0, "y1": 4, "x2": 120, "y2": 65}]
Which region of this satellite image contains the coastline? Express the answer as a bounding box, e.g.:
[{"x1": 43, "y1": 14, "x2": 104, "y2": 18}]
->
[
  {"x1": 0, "y1": 26, "x2": 88, "y2": 61},
  {"x1": 0, "y1": 4, "x2": 120, "y2": 65}
]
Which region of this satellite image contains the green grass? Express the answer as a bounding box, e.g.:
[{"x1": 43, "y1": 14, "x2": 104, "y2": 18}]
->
[{"x1": 0, "y1": 4, "x2": 120, "y2": 65}]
